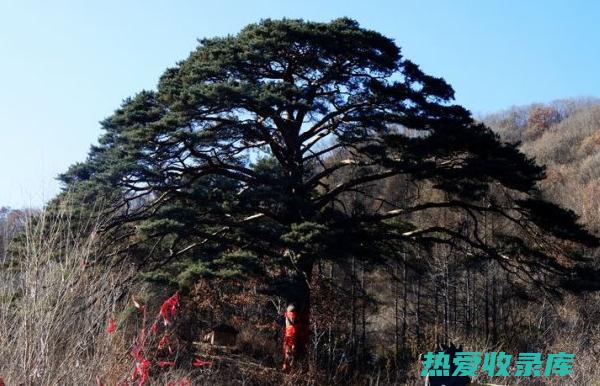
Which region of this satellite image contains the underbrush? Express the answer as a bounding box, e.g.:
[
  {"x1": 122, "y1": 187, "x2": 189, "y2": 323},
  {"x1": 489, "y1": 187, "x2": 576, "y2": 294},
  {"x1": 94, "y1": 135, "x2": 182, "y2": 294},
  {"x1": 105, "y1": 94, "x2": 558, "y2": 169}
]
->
[
  {"x1": 0, "y1": 207, "x2": 130, "y2": 384},
  {"x1": 1, "y1": 206, "x2": 599, "y2": 385}
]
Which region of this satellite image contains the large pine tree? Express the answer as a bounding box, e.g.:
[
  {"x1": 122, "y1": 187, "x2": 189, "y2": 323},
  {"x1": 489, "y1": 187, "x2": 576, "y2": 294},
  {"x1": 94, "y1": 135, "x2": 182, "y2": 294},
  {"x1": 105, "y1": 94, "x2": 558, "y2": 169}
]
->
[{"x1": 59, "y1": 18, "x2": 597, "y2": 354}]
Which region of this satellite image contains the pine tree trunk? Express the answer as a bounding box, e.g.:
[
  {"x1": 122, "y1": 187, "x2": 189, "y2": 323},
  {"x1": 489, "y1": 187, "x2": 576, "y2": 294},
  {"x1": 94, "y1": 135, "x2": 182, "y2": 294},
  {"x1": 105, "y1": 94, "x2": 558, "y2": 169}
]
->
[
  {"x1": 402, "y1": 252, "x2": 408, "y2": 355},
  {"x1": 361, "y1": 260, "x2": 366, "y2": 362},
  {"x1": 416, "y1": 275, "x2": 421, "y2": 343},
  {"x1": 394, "y1": 261, "x2": 399, "y2": 361},
  {"x1": 351, "y1": 255, "x2": 357, "y2": 359},
  {"x1": 282, "y1": 253, "x2": 313, "y2": 370}
]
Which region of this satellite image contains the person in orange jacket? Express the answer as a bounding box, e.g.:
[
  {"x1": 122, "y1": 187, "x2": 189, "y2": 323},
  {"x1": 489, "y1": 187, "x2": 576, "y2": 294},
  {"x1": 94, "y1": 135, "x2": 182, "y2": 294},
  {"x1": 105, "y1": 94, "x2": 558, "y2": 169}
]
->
[{"x1": 282, "y1": 303, "x2": 310, "y2": 371}]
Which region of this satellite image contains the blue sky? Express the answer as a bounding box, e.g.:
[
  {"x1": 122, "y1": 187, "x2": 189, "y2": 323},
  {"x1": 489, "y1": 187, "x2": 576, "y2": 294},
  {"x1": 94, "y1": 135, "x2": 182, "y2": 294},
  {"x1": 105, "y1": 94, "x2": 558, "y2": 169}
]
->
[{"x1": 1, "y1": 0, "x2": 599, "y2": 208}]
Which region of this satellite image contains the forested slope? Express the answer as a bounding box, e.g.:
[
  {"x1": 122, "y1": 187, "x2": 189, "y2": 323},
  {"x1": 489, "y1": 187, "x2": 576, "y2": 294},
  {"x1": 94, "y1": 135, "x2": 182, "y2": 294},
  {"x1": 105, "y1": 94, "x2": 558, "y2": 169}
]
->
[{"x1": 484, "y1": 98, "x2": 600, "y2": 233}]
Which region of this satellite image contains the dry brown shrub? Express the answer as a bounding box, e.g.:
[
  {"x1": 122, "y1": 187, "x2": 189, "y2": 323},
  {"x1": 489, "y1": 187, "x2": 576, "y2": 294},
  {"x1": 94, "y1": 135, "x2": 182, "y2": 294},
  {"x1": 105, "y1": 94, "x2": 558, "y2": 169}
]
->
[{"x1": 0, "y1": 205, "x2": 134, "y2": 385}]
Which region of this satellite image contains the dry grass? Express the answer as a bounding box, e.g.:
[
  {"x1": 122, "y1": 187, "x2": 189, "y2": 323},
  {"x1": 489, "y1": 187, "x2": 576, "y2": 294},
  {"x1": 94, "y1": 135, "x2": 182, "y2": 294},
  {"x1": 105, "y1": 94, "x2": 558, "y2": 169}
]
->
[{"x1": 0, "y1": 205, "x2": 133, "y2": 385}]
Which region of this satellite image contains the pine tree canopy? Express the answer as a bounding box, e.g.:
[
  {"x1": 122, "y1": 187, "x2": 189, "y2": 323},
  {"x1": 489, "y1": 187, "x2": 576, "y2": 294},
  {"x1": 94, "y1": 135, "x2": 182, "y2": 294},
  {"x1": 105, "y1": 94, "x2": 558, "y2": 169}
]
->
[{"x1": 58, "y1": 18, "x2": 598, "y2": 295}]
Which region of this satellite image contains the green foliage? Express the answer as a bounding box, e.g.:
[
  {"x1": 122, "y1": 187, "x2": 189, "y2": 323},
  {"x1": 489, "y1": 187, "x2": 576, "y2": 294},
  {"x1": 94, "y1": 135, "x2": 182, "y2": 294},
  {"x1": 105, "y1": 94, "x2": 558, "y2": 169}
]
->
[
  {"x1": 141, "y1": 250, "x2": 261, "y2": 291},
  {"x1": 58, "y1": 18, "x2": 597, "y2": 296},
  {"x1": 282, "y1": 222, "x2": 328, "y2": 246}
]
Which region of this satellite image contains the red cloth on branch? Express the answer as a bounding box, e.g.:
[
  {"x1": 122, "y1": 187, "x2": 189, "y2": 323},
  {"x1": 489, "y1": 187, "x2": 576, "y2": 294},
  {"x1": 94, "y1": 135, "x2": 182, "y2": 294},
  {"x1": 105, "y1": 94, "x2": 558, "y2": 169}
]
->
[
  {"x1": 106, "y1": 318, "x2": 117, "y2": 334},
  {"x1": 159, "y1": 291, "x2": 180, "y2": 326}
]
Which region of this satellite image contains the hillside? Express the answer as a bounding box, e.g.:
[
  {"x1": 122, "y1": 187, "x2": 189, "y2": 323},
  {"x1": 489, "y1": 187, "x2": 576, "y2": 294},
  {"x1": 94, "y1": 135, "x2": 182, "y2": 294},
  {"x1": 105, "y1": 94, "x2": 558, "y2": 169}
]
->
[{"x1": 484, "y1": 98, "x2": 600, "y2": 234}]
